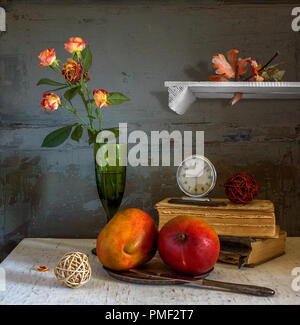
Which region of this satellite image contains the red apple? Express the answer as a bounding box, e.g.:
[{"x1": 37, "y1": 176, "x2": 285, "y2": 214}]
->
[{"x1": 158, "y1": 215, "x2": 220, "y2": 275}]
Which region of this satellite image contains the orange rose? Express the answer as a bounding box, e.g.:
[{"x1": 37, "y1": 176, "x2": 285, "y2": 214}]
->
[
  {"x1": 93, "y1": 89, "x2": 110, "y2": 109},
  {"x1": 41, "y1": 93, "x2": 61, "y2": 111},
  {"x1": 38, "y1": 48, "x2": 56, "y2": 67},
  {"x1": 64, "y1": 37, "x2": 87, "y2": 53},
  {"x1": 62, "y1": 59, "x2": 83, "y2": 82}
]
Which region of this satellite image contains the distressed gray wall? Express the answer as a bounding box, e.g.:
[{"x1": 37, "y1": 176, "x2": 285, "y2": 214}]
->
[{"x1": 0, "y1": 0, "x2": 300, "y2": 261}]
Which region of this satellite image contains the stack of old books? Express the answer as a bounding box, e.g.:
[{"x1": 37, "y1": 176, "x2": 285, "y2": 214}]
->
[{"x1": 155, "y1": 198, "x2": 286, "y2": 268}]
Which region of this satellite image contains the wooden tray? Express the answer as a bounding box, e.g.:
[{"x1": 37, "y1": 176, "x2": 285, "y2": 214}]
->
[
  {"x1": 103, "y1": 255, "x2": 275, "y2": 297},
  {"x1": 104, "y1": 255, "x2": 213, "y2": 285}
]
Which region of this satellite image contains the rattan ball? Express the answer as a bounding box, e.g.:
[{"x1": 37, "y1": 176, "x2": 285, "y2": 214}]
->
[
  {"x1": 224, "y1": 172, "x2": 258, "y2": 204},
  {"x1": 54, "y1": 252, "x2": 91, "y2": 289}
]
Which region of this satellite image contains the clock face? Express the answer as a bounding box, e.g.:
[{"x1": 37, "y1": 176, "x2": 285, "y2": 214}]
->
[{"x1": 176, "y1": 155, "x2": 216, "y2": 197}]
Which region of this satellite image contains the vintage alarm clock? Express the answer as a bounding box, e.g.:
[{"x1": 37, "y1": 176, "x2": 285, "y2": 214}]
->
[{"x1": 176, "y1": 155, "x2": 217, "y2": 200}]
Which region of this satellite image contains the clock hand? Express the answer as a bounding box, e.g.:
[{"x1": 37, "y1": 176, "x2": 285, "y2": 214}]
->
[{"x1": 185, "y1": 162, "x2": 204, "y2": 178}]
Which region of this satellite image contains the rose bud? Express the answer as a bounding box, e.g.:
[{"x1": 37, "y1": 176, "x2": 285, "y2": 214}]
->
[
  {"x1": 38, "y1": 48, "x2": 56, "y2": 67},
  {"x1": 93, "y1": 89, "x2": 110, "y2": 109},
  {"x1": 62, "y1": 59, "x2": 83, "y2": 82},
  {"x1": 84, "y1": 71, "x2": 90, "y2": 82},
  {"x1": 41, "y1": 93, "x2": 61, "y2": 111},
  {"x1": 64, "y1": 37, "x2": 87, "y2": 53}
]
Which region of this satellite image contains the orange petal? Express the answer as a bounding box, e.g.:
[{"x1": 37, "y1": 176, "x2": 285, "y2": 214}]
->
[{"x1": 37, "y1": 266, "x2": 50, "y2": 272}]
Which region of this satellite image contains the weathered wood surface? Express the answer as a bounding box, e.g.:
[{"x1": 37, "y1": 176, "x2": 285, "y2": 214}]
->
[
  {"x1": 0, "y1": 238, "x2": 299, "y2": 304},
  {"x1": 0, "y1": 1, "x2": 300, "y2": 262}
]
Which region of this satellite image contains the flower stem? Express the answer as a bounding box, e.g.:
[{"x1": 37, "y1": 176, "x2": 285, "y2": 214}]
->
[
  {"x1": 99, "y1": 108, "x2": 102, "y2": 130},
  {"x1": 244, "y1": 51, "x2": 279, "y2": 81},
  {"x1": 79, "y1": 88, "x2": 94, "y2": 130},
  {"x1": 61, "y1": 103, "x2": 90, "y2": 130},
  {"x1": 85, "y1": 83, "x2": 92, "y2": 113},
  {"x1": 258, "y1": 51, "x2": 279, "y2": 72}
]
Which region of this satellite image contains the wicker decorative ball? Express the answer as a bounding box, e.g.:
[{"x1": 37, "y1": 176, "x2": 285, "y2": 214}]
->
[
  {"x1": 54, "y1": 252, "x2": 91, "y2": 289},
  {"x1": 224, "y1": 172, "x2": 258, "y2": 204}
]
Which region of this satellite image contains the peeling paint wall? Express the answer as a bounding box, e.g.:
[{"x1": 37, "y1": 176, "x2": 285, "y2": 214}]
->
[{"x1": 0, "y1": 0, "x2": 300, "y2": 261}]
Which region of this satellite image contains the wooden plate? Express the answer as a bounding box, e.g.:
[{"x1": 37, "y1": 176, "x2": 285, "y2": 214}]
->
[{"x1": 104, "y1": 255, "x2": 213, "y2": 285}]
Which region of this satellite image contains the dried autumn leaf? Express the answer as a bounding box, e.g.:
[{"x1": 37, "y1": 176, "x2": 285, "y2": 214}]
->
[
  {"x1": 249, "y1": 74, "x2": 264, "y2": 81},
  {"x1": 261, "y1": 69, "x2": 285, "y2": 81},
  {"x1": 261, "y1": 62, "x2": 288, "y2": 72},
  {"x1": 237, "y1": 58, "x2": 249, "y2": 79},
  {"x1": 248, "y1": 59, "x2": 259, "y2": 76},
  {"x1": 229, "y1": 92, "x2": 243, "y2": 106},
  {"x1": 208, "y1": 74, "x2": 228, "y2": 81},
  {"x1": 208, "y1": 49, "x2": 286, "y2": 106},
  {"x1": 210, "y1": 49, "x2": 251, "y2": 81},
  {"x1": 212, "y1": 53, "x2": 235, "y2": 79},
  {"x1": 226, "y1": 49, "x2": 239, "y2": 72},
  {"x1": 258, "y1": 62, "x2": 287, "y2": 81}
]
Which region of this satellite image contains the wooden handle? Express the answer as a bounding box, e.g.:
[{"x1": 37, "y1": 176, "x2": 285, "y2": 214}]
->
[{"x1": 200, "y1": 279, "x2": 275, "y2": 297}]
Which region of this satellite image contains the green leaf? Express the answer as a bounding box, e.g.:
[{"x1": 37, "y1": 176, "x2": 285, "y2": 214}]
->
[
  {"x1": 64, "y1": 86, "x2": 80, "y2": 102},
  {"x1": 71, "y1": 124, "x2": 83, "y2": 142},
  {"x1": 263, "y1": 62, "x2": 288, "y2": 71},
  {"x1": 81, "y1": 45, "x2": 92, "y2": 73},
  {"x1": 88, "y1": 129, "x2": 97, "y2": 145},
  {"x1": 271, "y1": 70, "x2": 285, "y2": 81},
  {"x1": 37, "y1": 78, "x2": 66, "y2": 87},
  {"x1": 261, "y1": 69, "x2": 285, "y2": 82},
  {"x1": 41, "y1": 125, "x2": 75, "y2": 147},
  {"x1": 45, "y1": 85, "x2": 69, "y2": 93},
  {"x1": 108, "y1": 92, "x2": 130, "y2": 105}
]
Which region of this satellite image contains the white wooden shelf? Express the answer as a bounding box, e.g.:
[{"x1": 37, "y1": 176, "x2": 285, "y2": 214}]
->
[{"x1": 164, "y1": 81, "x2": 300, "y2": 114}]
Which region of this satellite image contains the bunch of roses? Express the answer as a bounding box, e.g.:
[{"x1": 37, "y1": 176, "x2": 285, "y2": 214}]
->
[
  {"x1": 37, "y1": 37, "x2": 129, "y2": 147},
  {"x1": 38, "y1": 37, "x2": 110, "y2": 111}
]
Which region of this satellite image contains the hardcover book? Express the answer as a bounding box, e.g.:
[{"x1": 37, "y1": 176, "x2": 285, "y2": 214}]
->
[
  {"x1": 155, "y1": 197, "x2": 277, "y2": 238},
  {"x1": 218, "y1": 230, "x2": 287, "y2": 267}
]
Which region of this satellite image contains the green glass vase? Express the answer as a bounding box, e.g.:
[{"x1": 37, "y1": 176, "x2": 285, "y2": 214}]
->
[
  {"x1": 94, "y1": 143, "x2": 127, "y2": 222},
  {"x1": 92, "y1": 143, "x2": 126, "y2": 255}
]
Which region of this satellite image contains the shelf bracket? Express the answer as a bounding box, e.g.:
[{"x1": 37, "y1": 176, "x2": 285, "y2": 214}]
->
[{"x1": 167, "y1": 85, "x2": 196, "y2": 115}]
